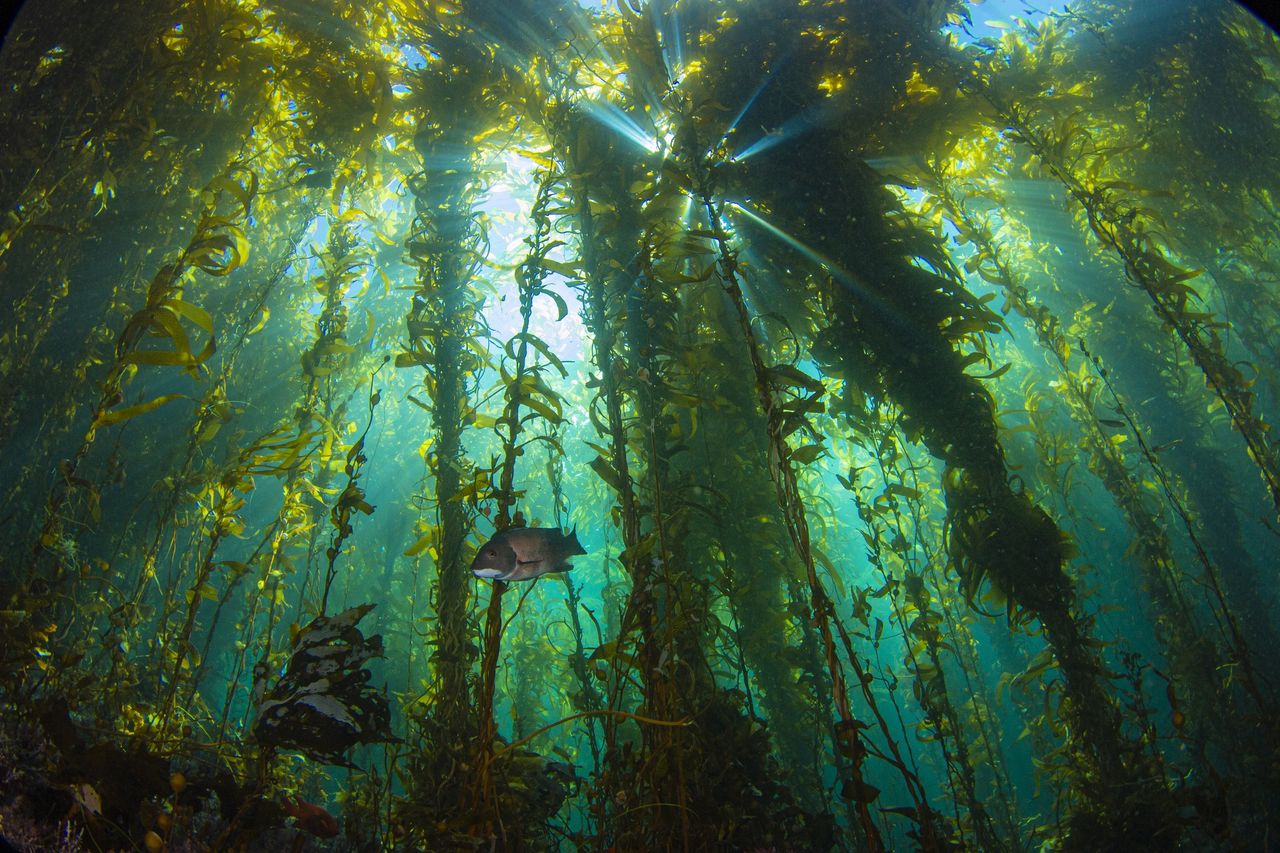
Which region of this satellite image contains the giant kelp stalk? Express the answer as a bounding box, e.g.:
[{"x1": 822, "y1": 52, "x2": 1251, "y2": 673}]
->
[
  {"x1": 927, "y1": 567, "x2": 1025, "y2": 845},
  {"x1": 944, "y1": 12, "x2": 1280, "y2": 521},
  {"x1": 685, "y1": 120, "x2": 940, "y2": 851},
  {"x1": 694, "y1": 0, "x2": 1169, "y2": 839},
  {"x1": 1079, "y1": 342, "x2": 1278, "y2": 704},
  {"x1": 679, "y1": 268, "x2": 831, "y2": 811},
  {"x1": 38, "y1": 0, "x2": 390, "y2": 719},
  {"x1": 469, "y1": 159, "x2": 573, "y2": 843},
  {"x1": 914, "y1": 161, "x2": 1249, "y2": 729},
  {"x1": 1113, "y1": 4, "x2": 1280, "y2": 386},
  {"x1": 25, "y1": 166, "x2": 252, "y2": 568},
  {"x1": 581, "y1": 123, "x2": 701, "y2": 847},
  {"x1": 1047, "y1": 27, "x2": 1280, "y2": 685},
  {"x1": 156, "y1": 285, "x2": 375, "y2": 746},
  {"x1": 882, "y1": 431, "x2": 1028, "y2": 841},
  {"x1": 1046, "y1": 0, "x2": 1280, "y2": 425},
  {"x1": 319, "y1": 373, "x2": 382, "y2": 615},
  {"x1": 152, "y1": 416, "x2": 302, "y2": 745},
  {"x1": 567, "y1": 50, "x2": 833, "y2": 842},
  {"x1": 239, "y1": 381, "x2": 392, "y2": 774},
  {"x1": 211, "y1": 201, "x2": 372, "y2": 745},
  {"x1": 847, "y1": 417, "x2": 1013, "y2": 852},
  {"x1": 95, "y1": 193, "x2": 313, "y2": 722},
  {"x1": 1, "y1": 166, "x2": 254, "y2": 700},
  {"x1": 561, "y1": 64, "x2": 812, "y2": 845},
  {"x1": 395, "y1": 16, "x2": 494, "y2": 845},
  {"x1": 559, "y1": 108, "x2": 653, "y2": 839},
  {"x1": 0, "y1": 0, "x2": 274, "y2": 447},
  {"x1": 402, "y1": 43, "x2": 490, "y2": 738}
]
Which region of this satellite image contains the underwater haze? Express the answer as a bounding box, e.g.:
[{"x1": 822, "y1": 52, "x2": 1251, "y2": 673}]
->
[{"x1": 2, "y1": 0, "x2": 1280, "y2": 850}]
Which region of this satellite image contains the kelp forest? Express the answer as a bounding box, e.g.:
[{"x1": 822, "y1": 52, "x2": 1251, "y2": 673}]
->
[{"x1": 2, "y1": 0, "x2": 1280, "y2": 849}]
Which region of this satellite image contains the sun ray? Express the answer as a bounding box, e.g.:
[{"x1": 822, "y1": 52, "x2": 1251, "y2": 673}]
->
[
  {"x1": 720, "y1": 51, "x2": 792, "y2": 148},
  {"x1": 580, "y1": 99, "x2": 660, "y2": 152},
  {"x1": 726, "y1": 200, "x2": 908, "y2": 330}
]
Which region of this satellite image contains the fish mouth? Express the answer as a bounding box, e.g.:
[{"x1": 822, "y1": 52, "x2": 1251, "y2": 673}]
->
[{"x1": 471, "y1": 567, "x2": 506, "y2": 579}]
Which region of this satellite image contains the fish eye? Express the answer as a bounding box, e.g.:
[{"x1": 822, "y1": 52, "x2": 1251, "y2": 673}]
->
[{"x1": 487, "y1": 549, "x2": 496, "y2": 556}]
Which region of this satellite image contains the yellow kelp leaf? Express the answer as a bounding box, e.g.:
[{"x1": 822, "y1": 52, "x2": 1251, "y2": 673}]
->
[
  {"x1": 515, "y1": 148, "x2": 557, "y2": 170},
  {"x1": 511, "y1": 373, "x2": 563, "y2": 412},
  {"x1": 974, "y1": 363, "x2": 1012, "y2": 381},
  {"x1": 905, "y1": 68, "x2": 939, "y2": 102},
  {"x1": 767, "y1": 364, "x2": 824, "y2": 393},
  {"x1": 314, "y1": 340, "x2": 356, "y2": 357},
  {"x1": 404, "y1": 533, "x2": 434, "y2": 558},
  {"x1": 92, "y1": 167, "x2": 117, "y2": 209},
  {"x1": 884, "y1": 483, "x2": 922, "y2": 500},
  {"x1": 187, "y1": 229, "x2": 249, "y2": 276},
  {"x1": 942, "y1": 317, "x2": 997, "y2": 337},
  {"x1": 95, "y1": 394, "x2": 184, "y2": 426},
  {"x1": 537, "y1": 258, "x2": 581, "y2": 279},
  {"x1": 589, "y1": 455, "x2": 624, "y2": 493},
  {"x1": 538, "y1": 288, "x2": 569, "y2": 321},
  {"x1": 619, "y1": 533, "x2": 657, "y2": 566},
  {"x1": 124, "y1": 350, "x2": 197, "y2": 367},
  {"x1": 206, "y1": 171, "x2": 257, "y2": 216},
  {"x1": 195, "y1": 418, "x2": 222, "y2": 445},
  {"x1": 584, "y1": 441, "x2": 612, "y2": 459},
  {"x1": 163, "y1": 298, "x2": 213, "y2": 334},
  {"x1": 449, "y1": 472, "x2": 490, "y2": 503},
  {"x1": 247, "y1": 306, "x2": 270, "y2": 335},
  {"x1": 463, "y1": 408, "x2": 497, "y2": 429},
  {"x1": 151, "y1": 305, "x2": 192, "y2": 355},
  {"x1": 812, "y1": 546, "x2": 845, "y2": 598},
  {"x1": 506, "y1": 332, "x2": 567, "y2": 378},
  {"x1": 129, "y1": 311, "x2": 214, "y2": 370},
  {"x1": 354, "y1": 309, "x2": 375, "y2": 348},
  {"x1": 520, "y1": 396, "x2": 563, "y2": 425}
]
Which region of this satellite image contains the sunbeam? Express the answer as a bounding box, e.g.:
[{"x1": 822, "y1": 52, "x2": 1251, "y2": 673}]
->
[
  {"x1": 733, "y1": 103, "x2": 823, "y2": 161},
  {"x1": 720, "y1": 51, "x2": 792, "y2": 147},
  {"x1": 580, "y1": 99, "x2": 660, "y2": 152},
  {"x1": 655, "y1": 0, "x2": 686, "y2": 81},
  {"x1": 726, "y1": 200, "x2": 908, "y2": 330}
]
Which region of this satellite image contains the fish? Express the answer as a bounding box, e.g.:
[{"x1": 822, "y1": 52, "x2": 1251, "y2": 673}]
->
[
  {"x1": 470, "y1": 526, "x2": 586, "y2": 582},
  {"x1": 282, "y1": 795, "x2": 340, "y2": 838}
]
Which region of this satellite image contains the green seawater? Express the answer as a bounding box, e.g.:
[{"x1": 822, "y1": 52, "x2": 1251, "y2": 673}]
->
[{"x1": 1, "y1": 0, "x2": 1279, "y2": 850}]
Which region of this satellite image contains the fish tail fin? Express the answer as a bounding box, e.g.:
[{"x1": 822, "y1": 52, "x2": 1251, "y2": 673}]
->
[{"x1": 568, "y1": 524, "x2": 586, "y2": 555}]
